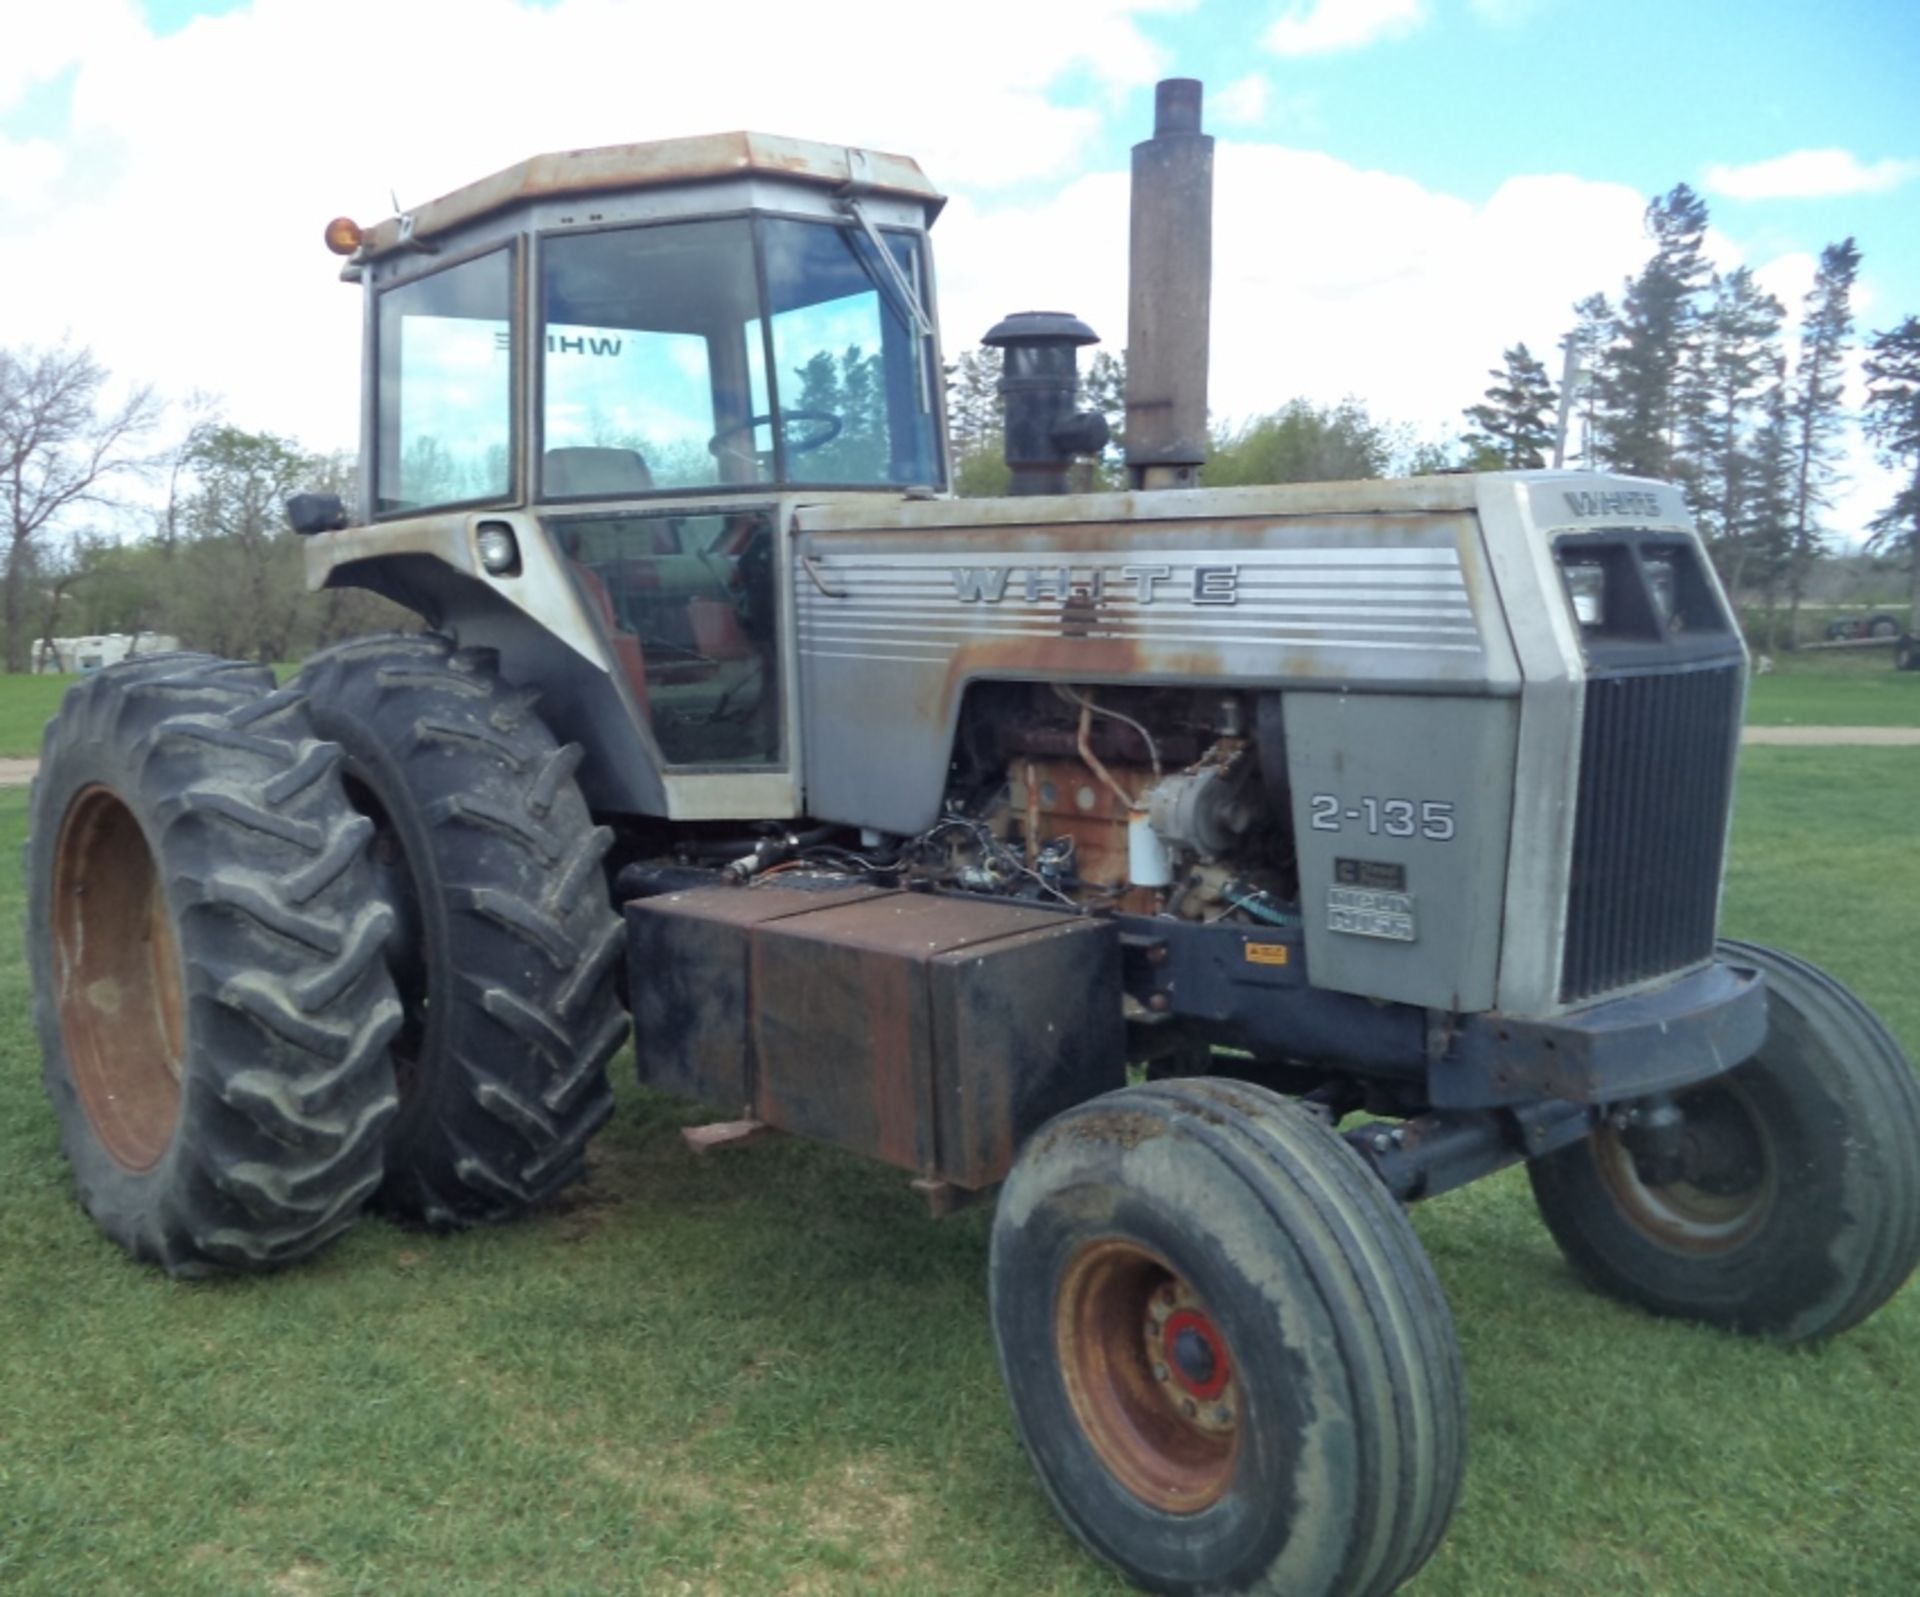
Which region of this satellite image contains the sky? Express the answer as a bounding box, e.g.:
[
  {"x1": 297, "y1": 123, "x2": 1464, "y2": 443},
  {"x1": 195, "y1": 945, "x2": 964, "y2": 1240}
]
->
[{"x1": 2, "y1": 0, "x2": 1916, "y2": 538}]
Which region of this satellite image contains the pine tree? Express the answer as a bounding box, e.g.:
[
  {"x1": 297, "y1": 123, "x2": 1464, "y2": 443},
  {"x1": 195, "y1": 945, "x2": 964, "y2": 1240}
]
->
[
  {"x1": 943, "y1": 347, "x2": 1004, "y2": 461},
  {"x1": 1743, "y1": 358, "x2": 1797, "y2": 649},
  {"x1": 790, "y1": 345, "x2": 887, "y2": 480},
  {"x1": 1783, "y1": 238, "x2": 1862, "y2": 632},
  {"x1": 1686, "y1": 267, "x2": 1786, "y2": 592},
  {"x1": 1592, "y1": 185, "x2": 1711, "y2": 480},
  {"x1": 1080, "y1": 350, "x2": 1128, "y2": 484},
  {"x1": 1461, "y1": 343, "x2": 1558, "y2": 468},
  {"x1": 1863, "y1": 314, "x2": 1920, "y2": 625},
  {"x1": 1566, "y1": 293, "x2": 1612, "y2": 467}
]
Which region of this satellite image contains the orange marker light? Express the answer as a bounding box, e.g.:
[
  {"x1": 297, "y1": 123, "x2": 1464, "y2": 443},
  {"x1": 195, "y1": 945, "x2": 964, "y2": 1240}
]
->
[{"x1": 323, "y1": 216, "x2": 363, "y2": 256}]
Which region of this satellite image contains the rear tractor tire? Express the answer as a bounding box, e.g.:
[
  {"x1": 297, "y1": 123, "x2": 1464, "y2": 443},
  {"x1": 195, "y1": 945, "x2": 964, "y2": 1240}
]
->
[
  {"x1": 991, "y1": 1078, "x2": 1466, "y2": 1597},
  {"x1": 296, "y1": 635, "x2": 626, "y2": 1228},
  {"x1": 28, "y1": 656, "x2": 403, "y2": 1276},
  {"x1": 1529, "y1": 939, "x2": 1920, "y2": 1342}
]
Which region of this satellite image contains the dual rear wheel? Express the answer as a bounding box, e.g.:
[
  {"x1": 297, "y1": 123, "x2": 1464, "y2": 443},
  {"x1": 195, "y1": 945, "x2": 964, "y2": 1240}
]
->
[
  {"x1": 29, "y1": 657, "x2": 403, "y2": 1274},
  {"x1": 29, "y1": 640, "x2": 626, "y2": 1275}
]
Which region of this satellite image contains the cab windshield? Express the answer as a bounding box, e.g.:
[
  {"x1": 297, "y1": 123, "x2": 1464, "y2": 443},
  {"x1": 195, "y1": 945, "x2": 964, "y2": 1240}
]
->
[{"x1": 539, "y1": 215, "x2": 941, "y2": 497}]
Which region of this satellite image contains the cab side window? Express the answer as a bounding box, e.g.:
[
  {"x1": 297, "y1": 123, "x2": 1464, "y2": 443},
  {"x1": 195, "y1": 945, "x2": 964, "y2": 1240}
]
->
[{"x1": 550, "y1": 509, "x2": 781, "y2": 768}]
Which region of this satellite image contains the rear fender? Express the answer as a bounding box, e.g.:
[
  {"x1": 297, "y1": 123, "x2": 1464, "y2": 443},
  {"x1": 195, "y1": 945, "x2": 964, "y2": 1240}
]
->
[{"x1": 304, "y1": 511, "x2": 669, "y2": 814}]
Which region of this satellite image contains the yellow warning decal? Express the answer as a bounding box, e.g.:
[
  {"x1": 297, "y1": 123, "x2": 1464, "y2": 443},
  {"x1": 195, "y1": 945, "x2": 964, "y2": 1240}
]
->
[{"x1": 1244, "y1": 942, "x2": 1290, "y2": 967}]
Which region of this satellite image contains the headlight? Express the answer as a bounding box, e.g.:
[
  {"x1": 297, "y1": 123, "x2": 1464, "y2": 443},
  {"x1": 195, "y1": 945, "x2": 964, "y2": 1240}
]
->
[
  {"x1": 1562, "y1": 561, "x2": 1606, "y2": 628},
  {"x1": 475, "y1": 522, "x2": 520, "y2": 575},
  {"x1": 1643, "y1": 552, "x2": 1679, "y2": 627}
]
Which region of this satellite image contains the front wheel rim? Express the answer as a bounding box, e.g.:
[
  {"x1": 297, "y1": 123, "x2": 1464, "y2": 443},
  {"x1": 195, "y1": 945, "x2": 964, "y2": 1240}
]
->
[
  {"x1": 1595, "y1": 1080, "x2": 1776, "y2": 1253},
  {"x1": 1054, "y1": 1239, "x2": 1241, "y2": 1513}
]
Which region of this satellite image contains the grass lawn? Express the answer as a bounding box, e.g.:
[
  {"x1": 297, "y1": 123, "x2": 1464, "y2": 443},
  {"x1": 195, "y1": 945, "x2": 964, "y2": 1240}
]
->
[
  {"x1": 2, "y1": 748, "x2": 1918, "y2": 1593},
  {"x1": 0, "y1": 668, "x2": 300, "y2": 758},
  {"x1": 0, "y1": 675, "x2": 87, "y2": 760},
  {"x1": 1743, "y1": 645, "x2": 1920, "y2": 728}
]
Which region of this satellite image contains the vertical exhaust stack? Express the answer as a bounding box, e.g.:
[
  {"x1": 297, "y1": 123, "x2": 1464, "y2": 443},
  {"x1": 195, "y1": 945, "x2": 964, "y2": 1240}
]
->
[{"x1": 1124, "y1": 78, "x2": 1214, "y2": 492}]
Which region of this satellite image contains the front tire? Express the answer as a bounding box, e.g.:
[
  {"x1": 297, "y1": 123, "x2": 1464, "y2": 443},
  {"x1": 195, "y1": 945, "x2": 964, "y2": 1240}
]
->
[
  {"x1": 991, "y1": 1078, "x2": 1465, "y2": 1597},
  {"x1": 28, "y1": 657, "x2": 402, "y2": 1275},
  {"x1": 1529, "y1": 940, "x2": 1920, "y2": 1342},
  {"x1": 296, "y1": 635, "x2": 626, "y2": 1227}
]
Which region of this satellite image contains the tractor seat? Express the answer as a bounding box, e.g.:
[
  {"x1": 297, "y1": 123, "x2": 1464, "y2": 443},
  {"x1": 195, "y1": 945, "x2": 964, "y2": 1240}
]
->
[{"x1": 544, "y1": 446, "x2": 655, "y2": 499}]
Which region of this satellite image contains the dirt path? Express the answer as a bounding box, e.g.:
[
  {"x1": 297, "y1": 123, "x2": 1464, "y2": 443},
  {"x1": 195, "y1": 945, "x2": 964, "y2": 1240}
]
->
[
  {"x1": 1741, "y1": 726, "x2": 1920, "y2": 746},
  {"x1": 0, "y1": 726, "x2": 1912, "y2": 789}
]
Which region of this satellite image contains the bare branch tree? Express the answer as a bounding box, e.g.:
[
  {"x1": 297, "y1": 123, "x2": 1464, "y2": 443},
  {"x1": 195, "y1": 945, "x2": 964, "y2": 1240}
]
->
[
  {"x1": 0, "y1": 343, "x2": 161, "y2": 671},
  {"x1": 154, "y1": 390, "x2": 224, "y2": 555}
]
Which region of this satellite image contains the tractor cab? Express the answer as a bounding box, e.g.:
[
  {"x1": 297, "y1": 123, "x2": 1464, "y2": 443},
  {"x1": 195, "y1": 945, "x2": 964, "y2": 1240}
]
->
[{"x1": 314, "y1": 134, "x2": 948, "y2": 804}]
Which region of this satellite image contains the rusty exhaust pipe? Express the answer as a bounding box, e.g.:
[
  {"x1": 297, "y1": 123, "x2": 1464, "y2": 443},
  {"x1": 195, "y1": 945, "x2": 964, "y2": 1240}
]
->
[{"x1": 1124, "y1": 78, "x2": 1213, "y2": 492}]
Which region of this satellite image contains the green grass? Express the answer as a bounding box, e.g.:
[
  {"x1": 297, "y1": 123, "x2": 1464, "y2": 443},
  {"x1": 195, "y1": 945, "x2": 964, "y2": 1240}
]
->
[
  {"x1": 3, "y1": 757, "x2": 1919, "y2": 1594},
  {"x1": 0, "y1": 675, "x2": 85, "y2": 759},
  {"x1": 0, "y1": 667, "x2": 304, "y2": 757},
  {"x1": 1743, "y1": 645, "x2": 1920, "y2": 728}
]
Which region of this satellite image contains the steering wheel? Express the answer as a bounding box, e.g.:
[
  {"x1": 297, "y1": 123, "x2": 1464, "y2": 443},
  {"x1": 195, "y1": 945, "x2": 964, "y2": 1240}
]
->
[{"x1": 708, "y1": 410, "x2": 844, "y2": 461}]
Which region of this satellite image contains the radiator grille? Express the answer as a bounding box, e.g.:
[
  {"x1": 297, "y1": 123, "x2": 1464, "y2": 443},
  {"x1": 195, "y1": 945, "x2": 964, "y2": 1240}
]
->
[{"x1": 1560, "y1": 662, "x2": 1742, "y2": 1004}]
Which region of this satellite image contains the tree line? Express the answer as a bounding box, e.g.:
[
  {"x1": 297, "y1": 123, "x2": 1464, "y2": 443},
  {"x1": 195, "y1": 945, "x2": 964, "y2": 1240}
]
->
[
  {"x1": 1466, "y1": 189, "x2": 1920, "y2": 638},
  {"x1": 945, "y1": 181, "x2": 1920, "y2": 636},
  {"x1": 0, "y1": 345, "x2": 403, "y2": 672}
]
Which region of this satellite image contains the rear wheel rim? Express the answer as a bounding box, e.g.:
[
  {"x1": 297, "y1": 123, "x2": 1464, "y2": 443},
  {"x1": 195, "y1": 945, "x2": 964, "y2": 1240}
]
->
[
  {"x1": 1054, "y1": 1239, "x2": 1240, "y2": 1513},
  {"x1": 52, "y1": 785, "x2": 187, "y2": 1171},
  {"x1": 1595, "y1": 1080, "x2": 1776, "y2": 1253}
]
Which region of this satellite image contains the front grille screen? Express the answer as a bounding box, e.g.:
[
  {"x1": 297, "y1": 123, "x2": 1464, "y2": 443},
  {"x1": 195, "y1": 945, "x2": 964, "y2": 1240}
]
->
[{"x1": 1560, "y1": 663, "x2": 1741, "y2": 1004}]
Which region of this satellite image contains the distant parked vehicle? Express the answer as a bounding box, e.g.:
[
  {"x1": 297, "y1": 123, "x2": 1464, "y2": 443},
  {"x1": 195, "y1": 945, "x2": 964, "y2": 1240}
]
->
[
  {"x1": 32, "y1": 633, "x2": 182, "y2": 673},
  {"x1": 1825, "y1": 612, "x2": 1903, "y2": 641}
]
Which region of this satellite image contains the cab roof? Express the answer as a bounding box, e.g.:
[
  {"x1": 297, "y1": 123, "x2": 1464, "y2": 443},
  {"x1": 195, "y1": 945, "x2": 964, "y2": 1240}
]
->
[{"x1": 355, "y1": 131, "x2": 945, "y2": 262}]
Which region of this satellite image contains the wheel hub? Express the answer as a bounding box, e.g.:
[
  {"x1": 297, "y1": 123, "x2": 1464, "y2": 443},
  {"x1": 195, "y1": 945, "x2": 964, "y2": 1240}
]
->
[
  {"x1": 1056, "y1": 1239, "x2": 1241, "y2": 1512},
  {"x1": 1145, "y1": 1283, "x2": 1237, "y2": 1434},
  {"x1": 1598, "y1": 1080, "x2": 1776, "y2": 1253}
]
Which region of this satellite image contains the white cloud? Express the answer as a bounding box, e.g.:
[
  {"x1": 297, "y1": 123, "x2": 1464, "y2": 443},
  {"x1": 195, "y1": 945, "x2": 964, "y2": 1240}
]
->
[
  {"x1": 0, "y1": 137, "x2": 66, "y2": 216},
  {"x1": 940, "y1": 148, "x2": 1658, "y2": 450},
  {"x1": 2, "y1": 0, "x2": 1890, "y2": 543},
  {"x1": 0, "y1": 0, "x2": 1182, "y2": 451},
  {"x1": 1264, "y1": 0, "x2": 1428, "y2": 58},
  {"x1": 1752, "y1": 251, "x2": 1817, "y2": 320},
  {"x1": 1704, "y1": 149, "x2": 1920, "y2": 202},
  {"x1": 1211, "y1": 73, "x2": 1271, "y2": 127},
  {"x1": 0, "y1": 0, "x2": 144, "y2": 111}
]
